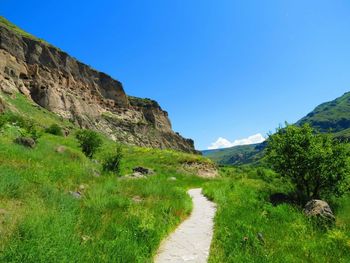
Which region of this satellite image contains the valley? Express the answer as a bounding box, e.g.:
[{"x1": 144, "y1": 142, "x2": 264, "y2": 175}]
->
[{"x1": 0, "y1": 14, "x2": 350, "y2": 263}]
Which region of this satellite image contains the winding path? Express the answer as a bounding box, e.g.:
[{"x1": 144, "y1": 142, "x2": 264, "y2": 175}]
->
[{"x1": 155, "y1": 188, "x2": 217, "y2": 263}]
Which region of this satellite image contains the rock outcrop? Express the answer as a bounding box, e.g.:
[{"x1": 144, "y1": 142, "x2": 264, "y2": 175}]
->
[
  {"x1": 0, "y1": 22, "x2": 196, "y2": 153},
  {"x1": 303, "y1": 199, "x2": 335, "y2": 224}
]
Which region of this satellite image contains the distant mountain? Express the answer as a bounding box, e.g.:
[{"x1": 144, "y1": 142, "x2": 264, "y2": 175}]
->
[
  {"x1": 297, "y1": 92, "x2": 350, "y2": 140},
  {"x1": 202, "y1": 142, "x2": 267, "y2": 166},
  {"x1": 204, "y1": 91, "x2": 350, "y2": 165}
]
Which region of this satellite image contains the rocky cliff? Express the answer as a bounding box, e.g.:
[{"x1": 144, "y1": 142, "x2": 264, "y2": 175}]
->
[{"x1": 0, "y1": 18, "x2": 196, "y2": 153}]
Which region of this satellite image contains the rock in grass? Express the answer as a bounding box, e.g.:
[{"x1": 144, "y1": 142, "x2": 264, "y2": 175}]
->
[
  {"x1": 257, "y1": 232, "x2": 265, "y2": 245},
  {"x1": 14, "y1": 137, "x2": 36, "y2": 148},
  {"x1": 69, "y1": 191, "x2": 82, "y2": 199},
  {"x1": 303, "y1": 199, "x2": 335, "y2": 224},
  {"x1": 92, "y1": 169, "x2": 101, "y2": 177},
  {"x1": 132, "y1": 166, "x2": 154, "y2": 175},
  {"x1": 132, "y1": 196, "x2": 143, "y2": 203},
  {"x1": 55, "y1": 145, "x2": 66, "y2": 153}
]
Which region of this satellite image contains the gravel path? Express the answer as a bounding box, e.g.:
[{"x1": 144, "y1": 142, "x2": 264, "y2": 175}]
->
[{"x1": 154, "y1": 188, "x2": 217, "y2": 263}]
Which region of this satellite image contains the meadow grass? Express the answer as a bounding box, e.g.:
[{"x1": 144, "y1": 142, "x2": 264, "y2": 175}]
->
[
  {"x1": 0, "y1": 93, "x2": 210, "y2": 262},
  {"x1": 0, "y1": 126, "x2": 209, "y2": 262},
  {"x1": 1, "y1": 92, "x2": 350, "y2": 262},
  {"x1": 203, "y1": 167, "x2": 350, "y2": 263}
]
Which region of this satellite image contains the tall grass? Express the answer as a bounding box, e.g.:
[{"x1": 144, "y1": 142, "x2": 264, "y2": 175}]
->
[
  {"x1": 0, "y1": 106, "x2": 208, "y2": 262},
  {"x1": 203, "y1": 167, "x2": 350, "y2": 263}
]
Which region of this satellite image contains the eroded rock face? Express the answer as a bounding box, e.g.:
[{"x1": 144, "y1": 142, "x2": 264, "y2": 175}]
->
[{"x1": 0, "y1": 25, "x2": 196, "y2": 153}]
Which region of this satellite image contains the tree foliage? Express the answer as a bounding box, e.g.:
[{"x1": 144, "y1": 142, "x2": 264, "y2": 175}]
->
[
  {"x1": 265, "y1": 124, "x2": 350, "y2": 202},
  {"x1": 75, "y1": 129, "x2": 102, "y2": 158}
]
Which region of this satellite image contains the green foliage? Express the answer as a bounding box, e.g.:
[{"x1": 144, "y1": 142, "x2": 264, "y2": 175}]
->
[
  {"x1": 203, "y1": 167, "x2": 350, "y2": 263},
  {"x1": 0, "y1": 112, "x2": 42, "y2": 142},
  {"x1": 102, "y1": 144, "x2": 123, "y2": 176},
  {"x1": 75, "y1": 129, "x2": 102, "y2": 158},
  {"x1": 45, "y1": 124, "x2": 64, "y2": 136},
  {"x1": 266, "y1": 124, "x2": 350, "y2": 202}
]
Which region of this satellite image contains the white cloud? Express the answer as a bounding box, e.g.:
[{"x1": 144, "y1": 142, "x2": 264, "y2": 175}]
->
[{"x1": 208, "y1": 133, "x2": 266, "y2": 150}]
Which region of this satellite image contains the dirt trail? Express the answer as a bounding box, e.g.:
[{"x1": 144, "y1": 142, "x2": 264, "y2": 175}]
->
[{"x1": 155, "y1": 188, "x2": 216, "y2": 263}]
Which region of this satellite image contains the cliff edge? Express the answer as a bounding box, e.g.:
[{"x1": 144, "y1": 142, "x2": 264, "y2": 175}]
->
[{"x1": 0, "y1": 17, "x2": 196, "y2": 153}]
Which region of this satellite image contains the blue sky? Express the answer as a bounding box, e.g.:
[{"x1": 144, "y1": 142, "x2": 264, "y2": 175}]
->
[{"x1": 2, "y1": 1, "x2": 350, "y2": 150}]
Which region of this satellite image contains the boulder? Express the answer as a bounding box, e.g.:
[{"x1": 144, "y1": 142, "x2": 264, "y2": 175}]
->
[
  {"x1": 303, "y1": 199, "x2": 335, "y2": 223},
  {"x1": 14, "y1": 137, "x2": 36, "y2": 148},
  {"x1": 132, "y1": 166, "x2": 154, "y2": 175},
  {"x1": 69, "y1": 191, "x2": 82, "y2": 199}
]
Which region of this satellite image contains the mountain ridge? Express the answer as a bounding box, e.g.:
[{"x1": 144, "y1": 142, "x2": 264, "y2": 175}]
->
[{"x1": 204, "y1": 91, "x2": 350, "y2": 164}]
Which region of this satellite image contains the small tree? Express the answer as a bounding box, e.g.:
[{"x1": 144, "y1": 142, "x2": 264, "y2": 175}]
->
[
  {"x1": 265, "y1": 124, "x2": 350, "y2": 202},
  {"x1": 103, "y1": 144, "x2": 123, "y2": 176},
  {"x1": 76, "y1": 129, "x2": 102, "y2": 158}
]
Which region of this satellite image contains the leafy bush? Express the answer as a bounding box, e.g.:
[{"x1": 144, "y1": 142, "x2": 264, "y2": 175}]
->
[
  {"x1": 0, "y1": 112, "x2": 41, "y2": 142},
  {"x1": 75, "y1": 129, "x2": 102, "y2": 158},
  {"x1": 103, "y1": 144, "x2": 123, "y2": 176},
  {"x1": 22, "y1": 122, "x2": 41, "y2": 142},
  {"x1": 266, "y1": 124, "x2": 350, "y2": 202},
  {"x1": 45, "y1": 124, "x2": 64, "y2": 136},
  {"x1": 0, "y1": 112, "x2": 26, "y2": 129}
]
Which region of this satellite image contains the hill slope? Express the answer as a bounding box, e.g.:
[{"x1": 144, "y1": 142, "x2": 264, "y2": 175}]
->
[
  {"x1": 0, "y1": 89, "x2": 216, "y2": 262},
  {"x1": 0, "y1": 16, "x2": 195, "y2": 152},
  {"x1": 202, "y1": 142, "x2": 266, "y2": 165},
  {"x1": 297, "y1": 92, "x2": 350, "y2": 140},
  {"x1": 204, "y1": 91, "x2": 350, "y2": 165}
]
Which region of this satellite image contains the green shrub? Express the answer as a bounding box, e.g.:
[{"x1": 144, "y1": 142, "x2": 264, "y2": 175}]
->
[
  {"x1": 23, "y1": 122, "x2": 42, "y2": 142},
  {"x1": 266, "y1": 123, "x2": 350, "y2": 202},
  {"x1": 0, "y1": 112, "x2": 26, "y2": 129},
  {"x1": 0, "y1": 112, "x2": 42, "y2": 142},
  {"x1": 103, "y1": 145, "x2": 123, "y2": 176},
  {"x1": 75, "y1": 129, "x2": 102, "y2": 158},
  {"x1": 45, "y1": 124, "x2": 64, "y2": 136}
]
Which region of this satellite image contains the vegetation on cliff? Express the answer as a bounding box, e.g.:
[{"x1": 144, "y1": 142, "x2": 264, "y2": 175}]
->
[{"x1": 0, "y1": 92, "x2": 211, "y2": 262}]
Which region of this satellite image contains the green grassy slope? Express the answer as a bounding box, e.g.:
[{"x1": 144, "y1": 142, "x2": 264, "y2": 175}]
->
[
  {"x1": 202, "y1": 143, "x2": 266, "y2": 166},
  {"x1": 204, "y1": 91, "x2": 350, "y2": 166},
  {"x1": 298, "y1": 92, "x2": 350, "y2": 139},
  {"x1": 0, "y1": 92, "x2": 212, "y2": 262},
  {"x1": 1, "y1": 92, "x2": 350, "y2": 262},
  {"x1": 204, "y1": 167, "x2": 350, "y2": 263},
  {"x1": 0, "y1": 16, "x2": 49, "y2": 45}
]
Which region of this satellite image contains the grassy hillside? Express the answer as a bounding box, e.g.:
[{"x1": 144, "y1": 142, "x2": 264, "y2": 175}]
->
[
  {"x1": 202, "y1": 143, "x2": 266, "y2": 166},
  {"x1": 0, "y1": 92, "x2": 212, "y2": 262},
  {"x1": 204, "y1": 167, "x2": 350, "y2": 263},
  {"x1": 1, "y1": 91, "x2": 350, "y2": 262},
  {"x1": 298, "y1": 92, "x2": 350, "y2": 140},
  {"x1": 0, "y1": 16, "x2": 49, "y2": 45},
  {"x1": 204, "y1": 91, "x2": 350, "y2": 166}
]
